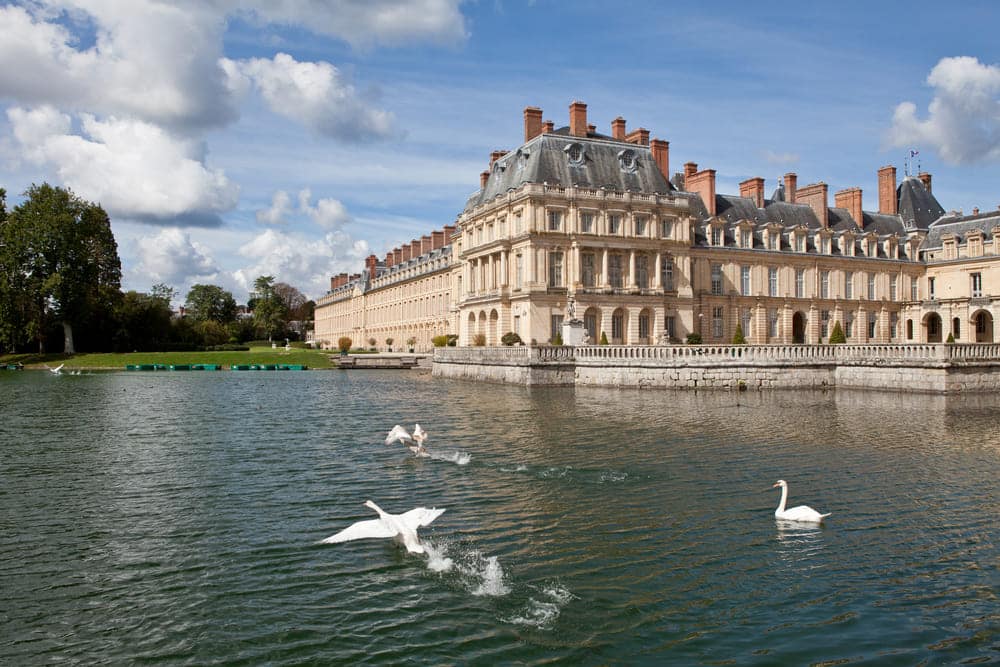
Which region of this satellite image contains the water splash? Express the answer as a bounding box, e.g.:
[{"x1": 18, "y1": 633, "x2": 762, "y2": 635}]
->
[
  {"x1": 430, "y1": 450, "x2": 472, "y2": 465},
  {"x1": 504, "y1": 584, "x2": 575, "y2": 628},
  {"x1": 423, "y1": 541, "x2": 454, "y2": 572},
  {"x1": 470, "y1": 556, "x2": 508, "y2": 597},
  {"x1": 599, "y1": 471, "x2": 629, "y2": 483}
]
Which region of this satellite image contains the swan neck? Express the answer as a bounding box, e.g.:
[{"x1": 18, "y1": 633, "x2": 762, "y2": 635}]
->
[{"x1": 776, "y1": 485, "x2": 788, "y2": 513}]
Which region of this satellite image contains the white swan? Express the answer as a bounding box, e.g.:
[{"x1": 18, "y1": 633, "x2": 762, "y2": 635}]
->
[
  {"x1": 320, "y1": 500, "x2": 445, "y2": 554},
  {"x1": 385, "y1": 424, "x2": 429, "y2": 456},
  {"x1": 772, "y1": 480, "x2": 830, "y2": 523},
  {"x1": 46, "y1": 363, "x2": 64, "y2": 375}
]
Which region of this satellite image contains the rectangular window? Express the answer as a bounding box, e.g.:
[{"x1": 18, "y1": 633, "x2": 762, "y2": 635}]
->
[
  {"x1": 741, "y1": 230, "x2": 752, "y2": 248},
  {"x1": 868, "y1": 273, "x2": 876, "y2": 300},
  {"x1": 634, "y1": 216, "x2": 647, "y2": 237},
  {"x1": 486, "y1": 223, "x2": 494, "y2": 241},
  {"x1": 514, "y1": 212, "x2": 523, "y2": 234},
  {"x1": 513, "y1": 315, "x2": 521, "y2": 337},
  {"x1": 712, "y1": 227, "x2": 723, "y2": 246},
  {"x1": 608, "y1": 254, "x2": 623, "y2": 288},
  {"x1": 608, "y1": 214, "x2": 621, "y2": 235},
  {"x1": 636, "y1": 255, "x2": 649, "y2": 289},
  {"x1": 548, "y1": 251, "x2": 563, "y2": 287},
  {"x1": 768, "y1": 232, "x2": 778, "y2": 250},
  {"x1": 796, "y1": 234, "x2": 805, "y2": 252},
  {"x1": 584, "y1": 313, "x2": 597, "y2": 342},
  {"x1": 741, "y1": 265, "x2": 751, "y2": 296},
  {"x1": 911, "y1": 277, "x2": 918, "y2": 301},
  {"x1": 768, "y1": 308, "x2": 778, "y2": 339},
  {"x1": 661, "y1": 256, "x2": 674, "y2": 291},
  {"x1": 712, "y1": 306, "x2": 724, "y2": 339},
  {"x1": 741, "y1": 309, "x2": 751, "y2": 339},
  {"x1": 845, "y1": 313, "x2": 854, "y2": 338},
  {"x1": 660, "y1": 218, "x2": 673, "y2": 238},
  {"x1": 890, "y1": 275, "x2": 898, "y2": 301},
  {"x1": 820, "y1": 237, "x2": 829, "y2": 254},
  {"x1": 711, "y1": 264, "x2": 723, "y2": 295},
  {"x1": 845, "y1": 271, "x2": 854, "y2": 299},
  {"x1": 890, "y1": 313, "x2": 898, "y2": 340},
  {"x1": 820, "y1": 271, "x2": 829, "y2": 299},
  {"x1": 548, "y1": 210, "x2": 562, "y2": 231},
  {"x1": 929, "y1": 277, "x2": 936, "y2": 299},
  {"x1": 580, "y1": 212, "x2": 594, "y2": 234},
  {"x1": 795, "y1": 269, "x2": 805, "y2": 298},
  {"x1": 768, "y1": 267, "x2": 778, "y2": 297},
  {"x1": 821, "y1": 309, "x2": 830, "y2": 338},
  {"x1": 515, "y1": 254, "x2": 523, "y2": 289},
  {"x1": 611, "y1": 311, "x2": 624, "y2": 342},
  {"x1": 638, "y1": 312, "x2": 650, "y2": 340},
  {"x1": 551, "y1": 314, "x2": 563, "y2": 343},
  {"x1": 581, "y1": 252, "x2": 596, "y2": 287},
  {"x1": 868, "y1": 312, "x2": 877, "y2": 339},
  {"x1": 664, "y1": 315, "x2": 676, "y2": 340},
  {"x1": 972, "y1": 272, "x2": 983, "y2": 297}
]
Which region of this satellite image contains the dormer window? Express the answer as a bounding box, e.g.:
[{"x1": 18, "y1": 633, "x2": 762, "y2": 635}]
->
[
  {"x1": 565, "y1": 142, "x2": 585, "y2": 165},
  {"x1": 711, "y1": 226, "x2": 723, "y2": 246},
  {"x1": 618, "y1": 149, "x2": 637, "y2": 173},
  {"x1": 516, "y1": 149, "x2": 529, "y2": 170},
  {"x1": 740, "y1": 229, "x2": 752, "y2": 248}
]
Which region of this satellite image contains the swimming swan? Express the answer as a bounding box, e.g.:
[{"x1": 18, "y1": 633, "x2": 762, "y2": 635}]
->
[
  {"x1": 320, "y1": 500, "x2": 445, "y2": 554},
  {"x1": 772, "y1": 480, "x2": 831, "y2": 523}
]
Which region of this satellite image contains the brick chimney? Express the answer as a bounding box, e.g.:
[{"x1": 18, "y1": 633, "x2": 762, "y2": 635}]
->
[
  {"x1": 365, "y1": 254, "x2": 378, "y2": 279},
  {"x1": 569, "y1": 101, "x2": 588, "y2": 137},
  {"x1": 480, "y1": 170, "x2": 489, "y2": 188},
  {"x1": 611, "y1": 117, "x2": 626, "y2": 140},
  {"x1": 625, "y1": 128, "x2": 650, "y2": 146},
  {"x1": 490, "y1": 150, "x2": 506, "y2": 166},
  {"x1": 431, "y1": 230, "x2": 445, "y2": 249},
  {"x1": 524, "y1": 106, "x2": 543, "y2": 142},
  {"x1": 917, "y1": 171, "x2": 932, "y2": 194},
  {"x1": 385, "y1": 251, "x2": 394, "y2": 267},
  {"x1": 393, "y1": 248, "x2": 402, "y2": 265},
  {"x1": 878, "y1": 165, "x2": 897, "y2": 215},
  {"x1": 784, "y1": 172, "x2": 797, "y2": 203},
  {"x1": 796, "y1": 182, "x2": 829, "y2": 228},
  {"x1": 421, "y1": 235, "x2": 432, "y2": 254},
  {"x1": 739, "y1": 177, "x2": 766, "y2": 208},
  {"x1": 542, "y1": 120, "x2": 554, "y2": 133},
  {"x1": 410, "y1": 239, "x2": 422, "y2": 258},
  {"x1": 650, "y1": 139, "x2": 670, "y2": 183},
  {"x1": 444, "y1": 224, "x2": 457, "y2": 240},
  {"x1": 687, "y1": 168, "x2": 717, "y2": 216},
  {"x1": 400, "y1": 245, "x2": 410, "y2": 262},
  {"x1": 834, "y1": 187, "x2": 863, "y2": 228}
]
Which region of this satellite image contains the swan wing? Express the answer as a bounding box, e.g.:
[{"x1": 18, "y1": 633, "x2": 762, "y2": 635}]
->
[
  {"x1": 385, "y1": 425, "x2": 412, "y2": 445},
  {"x1": 399, "y1": 507, "x2": 445, "y2": 530},
  {"x1": 413, "y1": 424, "x2": 427, "y2": 441},
  {"x1": 780, "y1": 505, "x2": 829, "y2": 522},
  {"x1": 320, "y1": 518, "x2": 397, "y2": 544}
]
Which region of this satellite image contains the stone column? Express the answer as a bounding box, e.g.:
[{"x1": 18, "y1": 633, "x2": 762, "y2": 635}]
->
[
  {"x1": 654, "y1": 252, "x2": 662, "y2": 289},
  {"x1": 500, "y1": 250, "x2": 508, "y2": 288},
  {"x1": 628, "y1": 250, "x2": 636, "y2": 288},
  {"x1": 753, "y1": 302, "x2": 767, "y2": 344},
  {"x1": 627, "y1": 306, "x2": 642, "y2": 344},
  {"x1": 601, "y1": 248, "x2": 610, "y2": 288}
]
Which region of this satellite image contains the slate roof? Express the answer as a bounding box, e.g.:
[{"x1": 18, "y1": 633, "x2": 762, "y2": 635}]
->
[
  {"x1": 465, "y1": 131, "x2": 674, "y2": 212},
  {"x1": 897, "y1": 177, "x2": 944, "y2": 230},
  {"x1": 924, "y1": 211, "x2": 1000, "y2": 249}
]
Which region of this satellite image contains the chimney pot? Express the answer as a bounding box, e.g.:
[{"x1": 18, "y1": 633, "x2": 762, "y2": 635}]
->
[
  {"x1": 684, "y1": 162, "x2": 698, "y2": 178},
  {"x1": 569, "y1": 101, "x2": 588, "y2": 137},
  {"x1": 523, "y1": 106, "x2": 543, "y2": 142},
  {"x1": 625, "y1": 128, "x2": 650, "y2": 146},
  {"x1": 611, "y1": 117, "x2": 626, "y2": 140},
  {"x1": 784, "y1": 172, "x2": 798, "y2": 204},
  {"x1": 542, "y1": 120, "x2": 554, "y2": 133}
]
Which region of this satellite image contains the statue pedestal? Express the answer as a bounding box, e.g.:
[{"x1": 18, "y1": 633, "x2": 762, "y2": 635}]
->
[{"x1": 562, "y1": 319, "x2": 586, "y2": 346}]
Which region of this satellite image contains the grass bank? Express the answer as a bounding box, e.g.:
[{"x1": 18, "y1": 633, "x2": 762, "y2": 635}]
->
[{"x1": 1, "y1": 347, "x2": 337, "y2": 370}]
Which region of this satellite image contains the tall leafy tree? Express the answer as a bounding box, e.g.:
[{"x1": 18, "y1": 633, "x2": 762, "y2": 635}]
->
[
  {"x1": 3, "y1": 184, "x2": 121, "y2": 353},
  {"x1": 185, "y1": 284, "x2": 237, "y2": 323},
  {"x1": 251, "y1": 275, "x2": 286, "y2": 341}
]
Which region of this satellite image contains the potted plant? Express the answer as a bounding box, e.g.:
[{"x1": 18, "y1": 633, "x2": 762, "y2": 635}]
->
[
  {"x1": 368, "y1": 337, "x2": 377, "y2": 351},
  {"x1": 407, "y1": 336, "x2": 417, "y2": 352},
  {"x1": 337, "y1": 337, "x2": 352, "y2": 356},
  {"x1": 385, "y1": 337, "x2": 394, "y2": 352}
]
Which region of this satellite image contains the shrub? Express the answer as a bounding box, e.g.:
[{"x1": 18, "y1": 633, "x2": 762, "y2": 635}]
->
[
  {"x1": 406, "y1": 336, "x2": 417, "y2": 350},
  {"x1": 552, "y1": 333, "x2": 564, "y2": 346},
  {"x1": 501, "y1": 331, "x2": 522, "y2": 346},
  {"x1": 829, "y1": 320, "x2": 846, "y2": 344},
  {"x1": 732, "y1": 323, "x2": 746, "y2": 345},
  {"x1": 599, "y1": 331, "x2": 609, "y2": 345},
  {"x1": 432, "y1": 334, "x2": 449, "y2": 347},
  {"x1": 204, "y1": 344, "x2": 250, "y2": 351},
  {"x1": 686, "y1": 333, "x2": 702, "y2": 345},
  {"x1": 337, "y1": 337, "x2": 352, "y2": 353},
  {"x1": 472, "y1": 333, "x2": 486, "y2": 346},
  {"x1": 447, "y1": 334, "x2": 458, "y2": 346},
  {"x1": 385, "y1": 337, "x2": 394, "y2": 347},
  {"x1": 946, "y1": 333, "x2": 955, "y2": 343}
]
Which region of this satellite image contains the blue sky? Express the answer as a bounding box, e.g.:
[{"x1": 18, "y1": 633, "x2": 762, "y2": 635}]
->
[{"x1": 2, "y1": 0, "x2": 999, "y2": 303}]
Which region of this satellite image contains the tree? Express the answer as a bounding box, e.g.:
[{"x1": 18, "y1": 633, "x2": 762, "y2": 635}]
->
[
  {"x1": 732, "y1": 323, "x2": 746, "y2": 344},
  {"x1": 251, "y1": 275, "x2": 286, "y2": 341},
  {"x1": 113, "y1": 290, "x2": 174, "y2": 352},
  {"x1": 150, "y1": 283, "x2": 178, "y2": 305},
  {"x1": 2, "y1": 184, "x2": 121, "y2": 353},
  {"x1": 185, "y1": 284, "x2": 237, "y2": 323},
  {"x1": 829, "y1": 320, "x2": 846, "y2": 344}
]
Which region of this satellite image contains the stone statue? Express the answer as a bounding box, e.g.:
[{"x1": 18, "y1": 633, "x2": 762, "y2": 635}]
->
[{"x1": 567, "y1": 295, "x2": 577, "y2": 320}]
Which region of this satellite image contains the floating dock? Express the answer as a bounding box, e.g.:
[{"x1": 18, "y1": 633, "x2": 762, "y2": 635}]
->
[
  {"x1": 125, "y1": 363, "x2": 303, "y2": 371},
  {"x1": 335, "y1": 356, "x2": 420, "y2": 370}
]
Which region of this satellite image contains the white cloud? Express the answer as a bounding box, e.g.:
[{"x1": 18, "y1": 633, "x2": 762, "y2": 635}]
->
[
  {"x1": 7, "y1": 106, "x2": 239, "y2": 224},
  {"x1": 229, "y1": 53, "x2": 394, "y2": 141},
  {"x1": 237, "y1": 0, "x2": 467, "y2": 48},
  {"x1": 131, "y1": 228, "x2": 220, "y2": 288},
  {"x1": 297, "y1": 188, "x2": 352, "y2": 229},
  {"x1": 887, "y1": 56, "x2": 1000, "y2": 165},
  {"x1": 233, "y1": 228, "x2": 370, "y2": 299},
  {"x1": 256, "y1": 190, "x2": 293, "y2": 225}
]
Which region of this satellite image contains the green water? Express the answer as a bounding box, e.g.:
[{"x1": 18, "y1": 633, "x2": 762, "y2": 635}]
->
[{"x1": 1, "y1": 371, "x2": 998, "y2": 664}]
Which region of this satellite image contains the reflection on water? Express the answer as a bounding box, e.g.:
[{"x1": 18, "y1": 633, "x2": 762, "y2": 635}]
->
[{"x1": 0, "y1": 371, "x2": 998, "y2": 665}]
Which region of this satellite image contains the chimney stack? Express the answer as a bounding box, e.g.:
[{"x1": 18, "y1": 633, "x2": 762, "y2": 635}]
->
[
  {"x1": 835, "y1": 187, "x2": 864, "y2": 229},
  {"x1": 400, "y1": 245, "x2": 411, "y2": 262},
  {"x1": 625, "y1": 128, "x2": 650, "y2": 146},
  {"x1": 650, "y1": 139, "x2": 670, "y2": 184},
  {"x1": 917, "y1": 171, "x2": 932, "y2": 194},
  {"x1": 410, "y1": 239, "x2": 422, "y2": 258},
  {"x1": 490, "y1": 150, "x2": 506, "y2": 166},
  {"x1": 611, "y1": 117, "x2": 626, "y2": 140},
  {"x1": 444, "y1": 224, "x2": 457, "y2": 239},
  {"x1": 878, "y1": 165, "x2": 897, "y2": 215},
  {"x1": 365, "y1": 254, "x2": 378, "y2": 279},
  {"x1": 784, "y1": 172, "x2": 797, "y2": 203},
  {"x1": 569, "y1": 101, "x2": 588, "y2": 137},
  {"x1": 686, "y1": 167, "x2": 717, "y2": 216},
  {"x1": 385, "y1": 251, "x2": 394, "y2": 267},
  {"x1": 542, "y1": 120, "x2": 554, "y2": 133},
  {"x1": 480, "y1": 170, "x2": 489, "y2": 188},
  {"x1": 523, "y1": 106, "x2": 543, "y2": 142},
  {"x1": 421, "y1": 235, "x2": 432, "y2": 254},
  {"x1": 796, "y1": 182, "x2": 829, "y2": 228},
  {"x1": 431, "y1": 230, "x2": 445, "y2": 249},
  {"x1": 739, "y1": 177, "x2": 766, "y2": 209}
]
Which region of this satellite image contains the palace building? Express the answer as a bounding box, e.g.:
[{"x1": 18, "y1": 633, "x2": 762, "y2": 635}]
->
[{"x1": 313, "y1": 102, "x2": 1000, "y2": 350}]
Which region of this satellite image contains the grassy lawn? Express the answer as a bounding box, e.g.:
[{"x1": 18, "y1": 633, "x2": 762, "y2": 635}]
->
[{"x1": 1, "y1": 347, "x2": 337, "y2": 370}]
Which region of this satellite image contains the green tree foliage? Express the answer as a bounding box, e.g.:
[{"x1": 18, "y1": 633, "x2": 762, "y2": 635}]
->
[
  {"x1": 686, "y1": 333, "x2": 703, "y2": 344},
  {"x1": 251, "y1": 275, "x2": 286, "y2": 341},
  {"x1": 185, "y1": 284, "x2": 237, "y2": 323},
  {"x1": 113, "y1": 290, "x2": 174, "y2": 352},
  {"x1": 829, "y1": 320, "x2": 846, "y2": 344},
  {"x1": 946, "y1": 332, "x2": 955, "y2": 343},
  {"x1": 732, "y1": 323, "x2": 746, "y2": 344},
  {"x1": 1, "y1": 184, "x2": 121, "y2": 353},
  {"x1": 599, "y1": 331, "x2": 609, "y2": 345},
  {"x1": 501, "y1": 331, "x2": 522, "y2": 346}
]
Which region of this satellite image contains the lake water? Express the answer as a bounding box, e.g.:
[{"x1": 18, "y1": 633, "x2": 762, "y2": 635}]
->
[{"x1": 1, "y1": 370, "x2": 998, "y2": 665}]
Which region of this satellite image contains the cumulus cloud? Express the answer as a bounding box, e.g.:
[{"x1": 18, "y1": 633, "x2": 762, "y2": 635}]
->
[
  {"x1": 887, "y1": 56, "x2": 1000, "y2": 165},
  {"x1": 256, "y1": 190, "x2": 294, "y2": 225},
  {"x1": 233, "y1": 228, "x2": 370, "y2": 299},
  {"x1": 7, "y1": 106, "x2": 239, "y2": 224},
  {"x1": 228, "y1": 53, "x2": 394, "y2": 140},
  {"x1": 132, "y1": 228, "x2": 221, "y2": 287},
  {"x1": 297, "y1": 188, "x2": 352, "y2": 229}
]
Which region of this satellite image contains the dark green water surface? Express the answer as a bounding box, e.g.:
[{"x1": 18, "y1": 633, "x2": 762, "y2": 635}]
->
[{"x1": 1, "y1": 370, "x2": 998, "y2": 665}]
